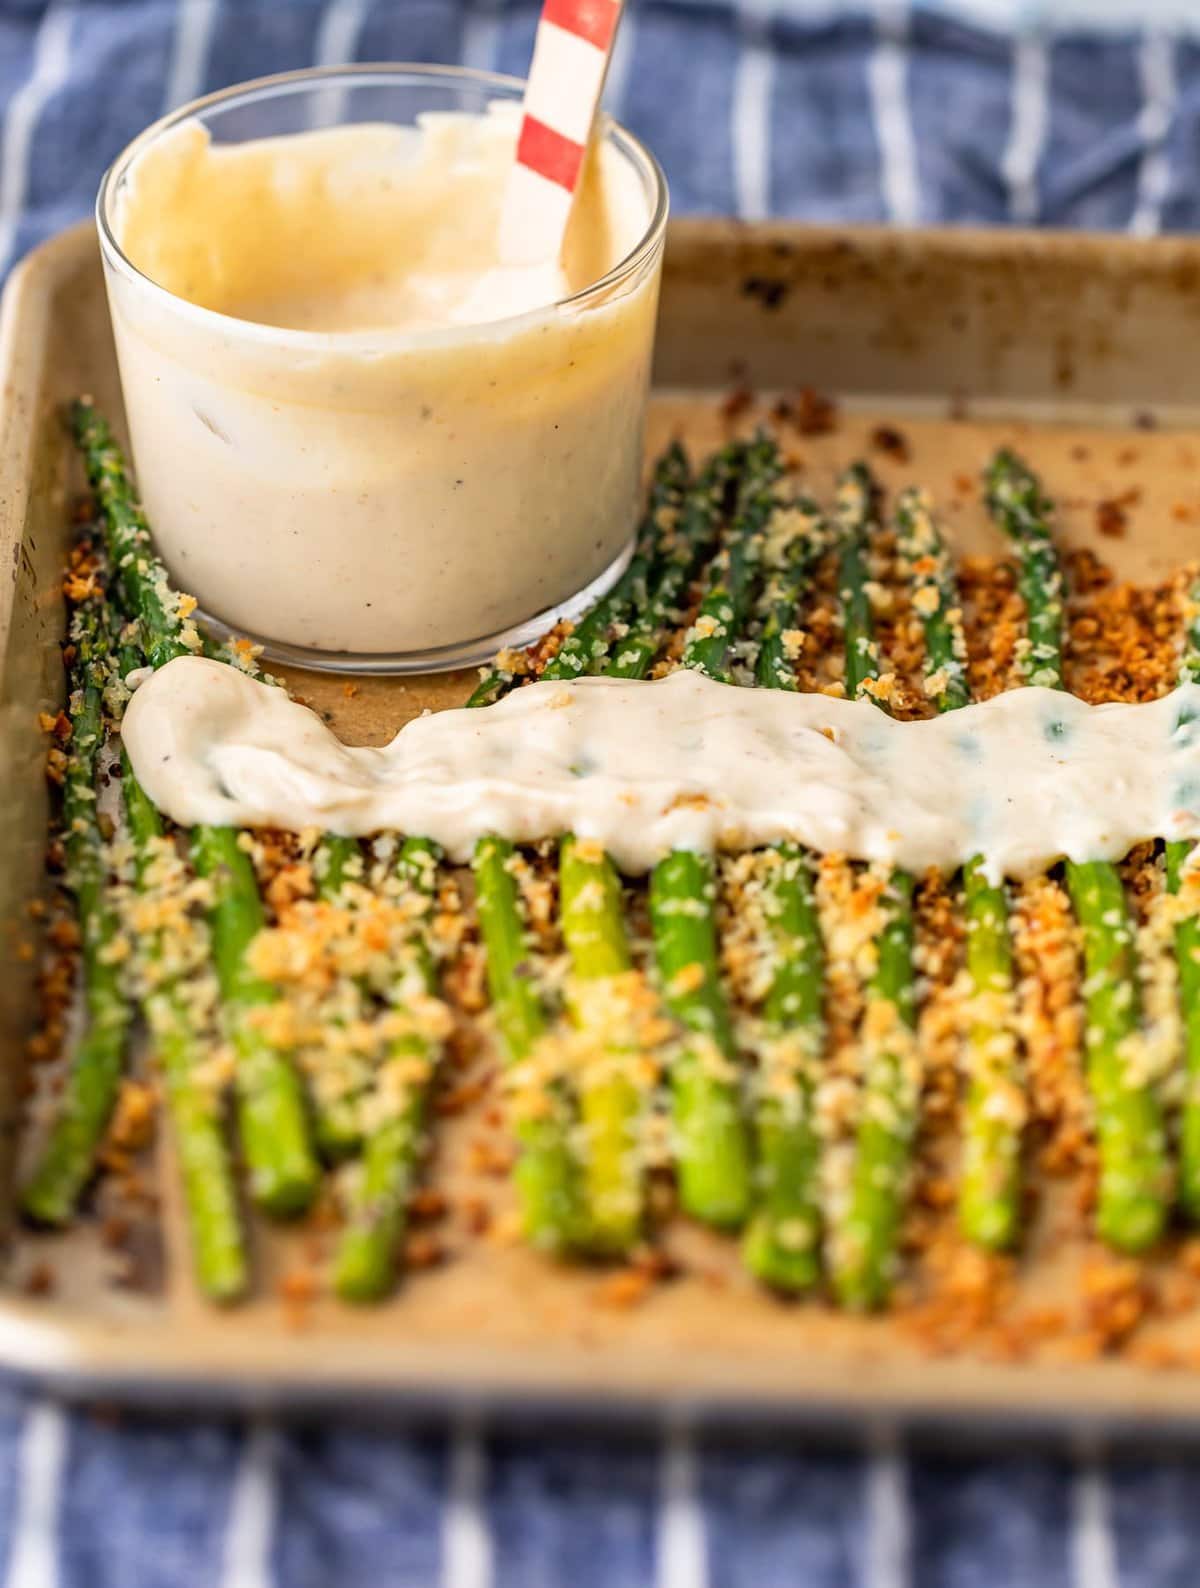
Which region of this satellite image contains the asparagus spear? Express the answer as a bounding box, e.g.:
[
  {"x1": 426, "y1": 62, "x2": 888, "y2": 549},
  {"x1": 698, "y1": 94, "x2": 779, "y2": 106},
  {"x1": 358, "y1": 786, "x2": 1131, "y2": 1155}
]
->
[
  {"x1": 680, "y1": 433, "x2": 781, "y2": 682},
  {"x1": 982, "y1": 449, "x2": 1064, "y2": 691},
  {"x1": 894, "y1": 488, "x2": 969, "y2": 713},
  {"x1": 333, "y1": 837, "x2": 446, "y2": 1300},
  {"x1": 836, "y1": 462, "x2": 887, "y2": 703},
  {"x1": 649, "y1": 850, "x2": 751, "y2": 1225},
  {"x1": 473, "y1": 836, "x2": 585, "y2": 1250},
  {"x1": 307, "y1": 834, "x2": 372, "y2": 1160},
  {"x1": 70, "y1": 404, "x2": 203, "y2": 671},
  {"x1": 986, "y1": 448, "x2": 1170, "y2": 1252},
  {"x1": 190, "y1": 827, "x2": 316, "y2": 1215},
  {"x1": 1170, "y1": 577, "x2": 1200, "y2": 1217},
  {"x1": 742, "y1": 499, "x2": 831, "y2": 1288},
  {"x1": 830, "y1": 463, "x2": 922, "y2": 1310},
  {"x1": 741, "y1": 843, "x2": 825, "y2": 1289},
  {"x1": 72, "y1": 402, "x2": 319, "y2": 1218},
  {"x1": 559, "y1": 836, "x2": 648, "y2": 1252},
  {"x1": 466, "y1": 456, "x2": 704, "y2": 1246},
  {"x1": 753, "y1": 494, "x2": 828, "y2": 691},
  {"x1": 642, "y1": 441, "x2": 788, "y2": 1228},
  {"x1": 22, "y1": 555, "x2": 133, "y2": 1223},
  {"x1": 122, "y1": 756, "x2": 248, "y2": 1301},
  {"x1": 539, "y1": 444, "x2": 689, "y2": 684},
  {"x1": 895, "y1": 487, "x2": 1022, "y2": 1252},
  {"x1": 606, "y1": 441, "x2": 746, "y2": 680},
  {"x1": 467, "y1": 445, "x2": 690, "y2": 706}
]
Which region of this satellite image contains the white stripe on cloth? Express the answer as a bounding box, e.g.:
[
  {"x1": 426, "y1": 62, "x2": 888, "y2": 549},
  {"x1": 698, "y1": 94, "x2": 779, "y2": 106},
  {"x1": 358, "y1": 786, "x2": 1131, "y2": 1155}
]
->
[
  {"x1": 864, "y1": 1434, "x2": 911, "y2": 1588},
  {"x1": 441, "y1": 1417, "x2": 492, "y2": 1588},
  {"x1": 313, "y1": 0, "x2": 372, "y2": 68},
  {"x1": 868, "y1": 0, "x2": 920, "y2": 226},
  {"x1": 1130, "y1": 29, "x2": 1176, "y2": 237},
  {"x1": 655, "y1": 1422, "x2": 708, "y2": 1588},
  {"x1": 0, "y1": 0, "x2": 75, "y2": 277},
  {"x1": 1071, "y1": 1455, "x2": 1119, "y2": 1588},
  {"x1": 915, "y1": 0, "x2": 1200, "y2": 35},
  {"x1": 219, "y1": 1420, "x2": 279, "y2": 1588},
  {"x1": 4, "y1": 1400, "x2": 67, "y2": 1588},
  {"x1": 1002, "y1": 32, "x2": 1048, "y2": 225},
  {"x1": 732, "y1": 0, "x2": 774, "y2": 223},
  {"x1": 461, "y1": 0, "x2": 504, "y2": 74},
  {"x1": 161, "y1": 0, "x2": 218, "y2": 112}
]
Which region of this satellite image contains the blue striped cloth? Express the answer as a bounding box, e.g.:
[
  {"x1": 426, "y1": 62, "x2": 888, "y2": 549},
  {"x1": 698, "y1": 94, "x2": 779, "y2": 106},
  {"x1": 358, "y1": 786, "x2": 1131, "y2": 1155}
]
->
[{"x1": 4, "y1": 0, "x2": 1200, "y2": 1582}]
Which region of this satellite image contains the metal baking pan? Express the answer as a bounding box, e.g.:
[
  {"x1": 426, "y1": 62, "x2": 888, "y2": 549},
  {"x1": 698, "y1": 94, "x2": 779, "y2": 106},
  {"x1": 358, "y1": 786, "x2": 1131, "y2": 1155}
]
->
[{"x1": 3, "y1": 217, "x2": 1200, "y2": 1421}]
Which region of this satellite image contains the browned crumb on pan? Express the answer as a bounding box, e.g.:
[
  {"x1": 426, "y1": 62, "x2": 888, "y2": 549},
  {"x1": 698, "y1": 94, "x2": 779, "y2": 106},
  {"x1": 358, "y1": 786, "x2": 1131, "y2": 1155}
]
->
[
  {"x1": 898, "y1": 1238, "x2": 1016, "y2": 1357},
  {"x1": 1095, "y1": 490, "x2": 1138, "y2": 539},
  {"x1": 870, "y1": 424, "x2": 911, "y2": 464},
  {"x1": 791, "y1": 548, "x2": 844, "y2": 696},
  {"x1": 900, "y1": 872, "x2": 971, "y2": 1313},
  {"x1": 958, "y1": 555, "x2": 1023, "y2": 700},
  {"x1": 278, "y1": 1268, "x2": 318, "y2": 1330},
  {"x1": 22, "y1": 1262, "x2": 56, "y2": 1298},
  {"x1": 719, "y1": 383, "x2": 755, "y2": 424},
  {"x1": 1011, "y1": 876, "x2": 1093, "y2": 1188},
  {"x1": 1079, "y1": 1254, "x2": 1153, "y2": 1351},
  {"x1": 1063, "y1": 549, "x2": 1179, "y2": 704},
  {"x1": 869, "y1": 525, "x2": 934, "y2": 720},
  {"x1": 24, "y1": 913, "x2": 77, "y2": 1068},
  {"x1": 791, "y1": 387, "x2": 838, "y2": 436},
  {"x1": 912, "y1": 870, "x2": 965, "y2": 1127},
  {"x1": 716, "y1": 850, "x2": 774, "y2": 1012}
]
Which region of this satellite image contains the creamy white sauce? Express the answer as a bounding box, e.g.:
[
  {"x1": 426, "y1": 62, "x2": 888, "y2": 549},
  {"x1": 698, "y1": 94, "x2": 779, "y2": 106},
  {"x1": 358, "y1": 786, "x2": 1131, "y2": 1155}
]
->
[
  {"x1": 122, "y1": 658, "x2": 1200, "y2": 881},
  {"x1": 103, "y1": 107, "x2": 658, "y2": 655}
]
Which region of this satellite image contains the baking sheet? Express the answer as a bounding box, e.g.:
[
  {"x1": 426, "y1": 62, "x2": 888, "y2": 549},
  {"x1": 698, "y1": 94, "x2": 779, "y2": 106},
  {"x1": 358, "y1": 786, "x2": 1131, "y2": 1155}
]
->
[{"x1": 3, "y1": 219, "x2": 1200, "y2": 1420}]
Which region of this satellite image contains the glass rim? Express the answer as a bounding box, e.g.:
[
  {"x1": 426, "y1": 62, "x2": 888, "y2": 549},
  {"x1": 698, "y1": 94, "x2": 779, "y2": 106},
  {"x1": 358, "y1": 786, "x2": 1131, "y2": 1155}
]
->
[{"x1": 95, "y1": 62, "x2": 669, "y2": 351}]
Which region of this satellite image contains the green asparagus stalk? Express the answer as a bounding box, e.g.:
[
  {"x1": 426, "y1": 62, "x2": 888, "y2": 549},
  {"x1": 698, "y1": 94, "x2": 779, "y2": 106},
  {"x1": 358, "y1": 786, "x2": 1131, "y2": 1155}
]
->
[
  {"x1": 539, "y1": 444, "x2": 689, "y2": 684},
  {"x1": 894, "y1": 488, "x2": 969, "y2": 713},
  {"x1": 742, "y1": 499, "x2": 831, "y2": 1288},
  {"x1": 122, "y1": 757, "x2": 248, "y2": 1301},
  {"x1": 307, "y1": 834, "x2": 371, "y2": 1160},
  {"x1": 680, "y1": 433, "x2": 781, "y2": 682},
  {"x1": 22, "y1": 561, "x2": 133, "y2": 1223},
  {"x1": 487, "y1": 451, "x2": 706, "y2": 1252},
  {"x1": 649, "y1": 850, "x2": 751, "y2": 1226},
  {"x1": 982, "y1": 449, "x2": 1064, "y2": 691},
  {"x1": 986, "y1": 448, "x2": 1170, "y2": 1252},
  {"x1": 190, "y1": 827, "x2": 316, "y2": 1215},
  {"x1": 895, "y1": 487, "x2": 1022, "y2": 1252},
  {"x1": 606, "y1": 441, "x2": 746, "y2": 680},
  {"x1": 641, "y1": 441, "x2": 789, "y2": 1228},
  {"x1": 473, "y1": 836, "x2": 585, "y2": 1250},
  {"x1": 835, "y1": 462, "x2": 886, "y2": 703},
  {"x1": 333, "y1": 837, "x2": 446, "y2": 1300},
  {"x1": 1066, "y1": 856, "x2": 1170, "y2": 1250},
  {"x1": 467, "y1": 445, "x2": 691, "y2": 706},
  {"x1": 741, "y1": 843, "x2": 825, "y2": 1289},
  {"x1": 958, "y1": 858, "x2": 1022, "y2": 1250},
  {"x1": 1168, "y1": 838, "x2": 1200, "y2": 1219},
  {"x1": 835, "y1": 868, "x2": 918, "y2": 1311},
  {"x1": 467, "y1": 454, "x2": 706, "y2": 1247},
  {"x1": 559, "y1": 836, "x2": 647, "y2": 1252},
  {"x1": 831, "y1": 462, "x2": 922, "y2": 1310},
  {"x1": 1170, "y1": 578, "x2": 1200, "y2": 1217},
  {"x1": 70, "y1": 403, "x2": 203, "y2": 671},
  {"x1": 753, "y1": 494, "x2": 829, "y2": 691},
  {"x1": 72, "y1": 401, "x2": 319, "y2": 1219}
]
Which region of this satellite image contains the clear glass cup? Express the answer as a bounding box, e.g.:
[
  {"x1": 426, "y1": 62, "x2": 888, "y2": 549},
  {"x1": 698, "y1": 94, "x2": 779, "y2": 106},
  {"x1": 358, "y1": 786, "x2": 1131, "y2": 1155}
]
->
[{"x1": 96, "y1": 65, "x2": 668, "y2": 674}]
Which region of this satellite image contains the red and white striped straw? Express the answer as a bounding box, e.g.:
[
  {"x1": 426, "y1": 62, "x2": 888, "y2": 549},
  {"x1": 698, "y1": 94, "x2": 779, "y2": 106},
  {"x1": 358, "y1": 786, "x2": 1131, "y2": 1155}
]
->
[{"x1": 498, "y1": 0, "x2": 626, "y2": 266}]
